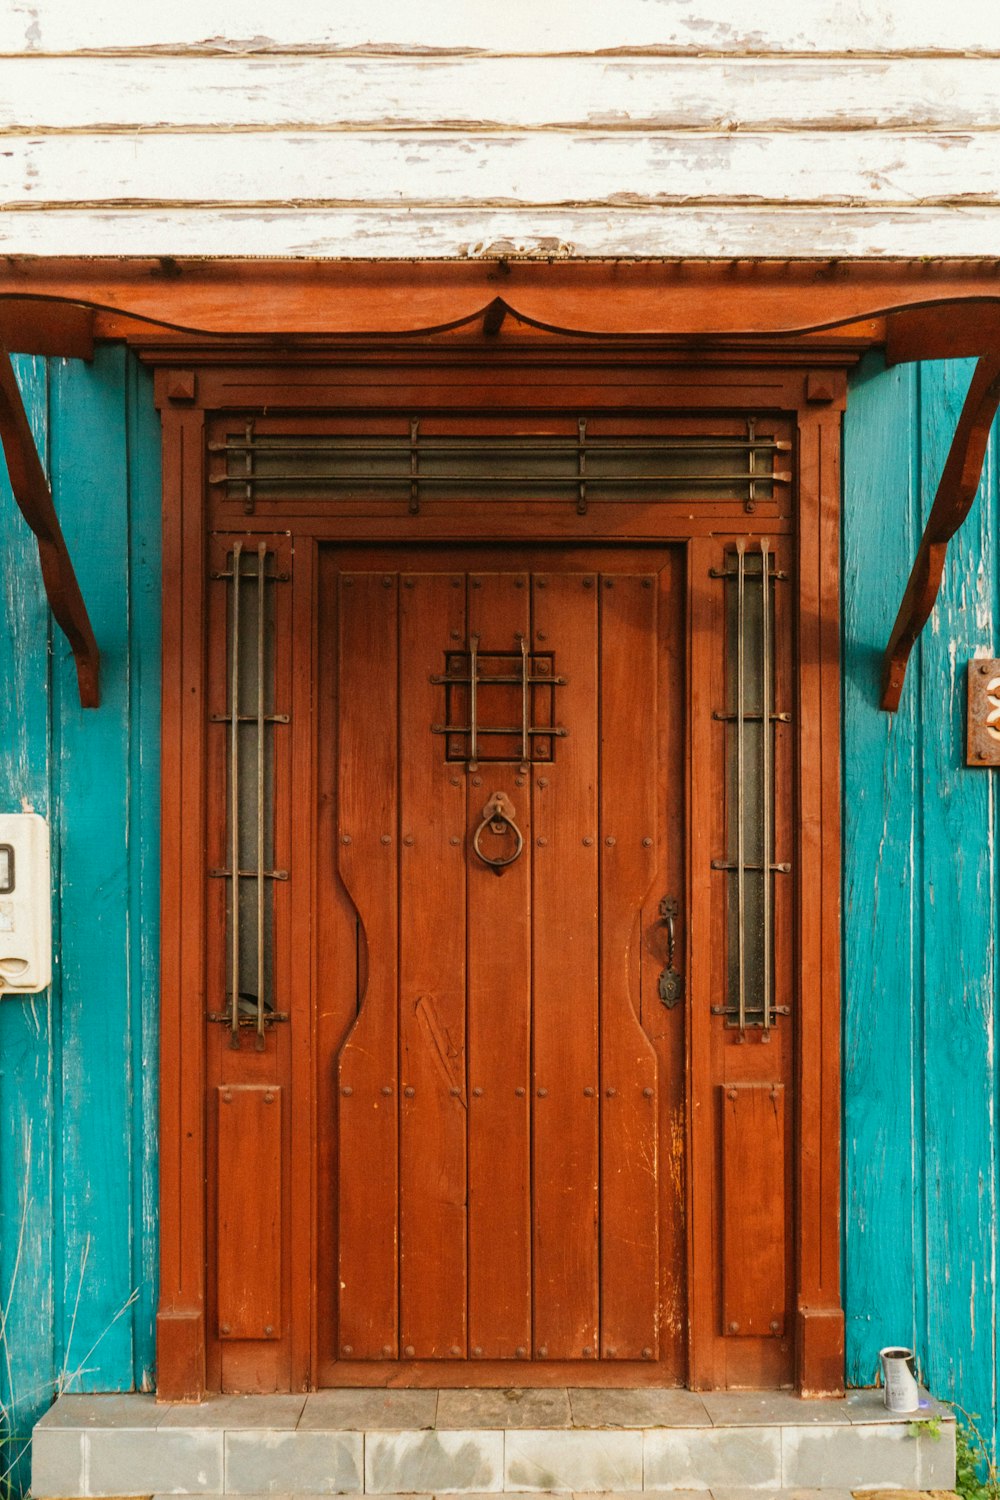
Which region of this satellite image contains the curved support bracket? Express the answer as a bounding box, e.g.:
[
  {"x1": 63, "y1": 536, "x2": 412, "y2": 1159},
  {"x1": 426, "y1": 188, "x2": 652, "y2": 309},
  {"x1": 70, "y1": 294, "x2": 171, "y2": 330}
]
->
[
  {"x1": 0, "y1": 349, "x2": 100, "y2": 708},
  {"x1": 880, "y1": 351, "x2": 1000, "y2": 712}
]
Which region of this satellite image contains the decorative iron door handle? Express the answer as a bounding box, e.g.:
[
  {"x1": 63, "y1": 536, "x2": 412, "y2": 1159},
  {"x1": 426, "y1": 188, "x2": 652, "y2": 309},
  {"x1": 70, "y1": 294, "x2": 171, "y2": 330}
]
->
[
  {"x1": 657, "y1": 895, "x2": 685, "y2": 1008},
  {"x1": 473, "y1": 791, "x2": 524, "y2": 872}
]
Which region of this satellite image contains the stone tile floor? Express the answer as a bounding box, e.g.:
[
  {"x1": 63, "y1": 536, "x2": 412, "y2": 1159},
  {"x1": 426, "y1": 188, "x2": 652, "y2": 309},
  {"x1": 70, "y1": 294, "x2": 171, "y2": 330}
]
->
[{"x1": 32, "y1": 1388, "x2": 956, "y2": 1497}]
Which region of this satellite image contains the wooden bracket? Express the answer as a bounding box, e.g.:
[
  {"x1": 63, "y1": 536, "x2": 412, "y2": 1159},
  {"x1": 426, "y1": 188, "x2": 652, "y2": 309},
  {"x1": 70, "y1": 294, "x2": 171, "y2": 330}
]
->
[
  {"x1": 880, "y1": 352, "x2": 1000, "y2": 712},
  {"x1": 0, "y1": 349, "x2": 100, "y2": 708}
]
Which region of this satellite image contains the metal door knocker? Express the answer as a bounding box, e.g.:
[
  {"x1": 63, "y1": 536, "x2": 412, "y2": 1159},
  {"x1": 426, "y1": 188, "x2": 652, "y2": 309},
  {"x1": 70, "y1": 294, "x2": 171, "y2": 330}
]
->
[{"x1": 473, "y1": 791, "x2": 524, "y2": 874}]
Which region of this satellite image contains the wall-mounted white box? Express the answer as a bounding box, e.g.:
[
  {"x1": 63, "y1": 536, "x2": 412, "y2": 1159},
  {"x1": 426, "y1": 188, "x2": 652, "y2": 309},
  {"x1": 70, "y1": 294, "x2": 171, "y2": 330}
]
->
[{"x1": 0, "y1": 813, "x2": 51, "y2": 994}]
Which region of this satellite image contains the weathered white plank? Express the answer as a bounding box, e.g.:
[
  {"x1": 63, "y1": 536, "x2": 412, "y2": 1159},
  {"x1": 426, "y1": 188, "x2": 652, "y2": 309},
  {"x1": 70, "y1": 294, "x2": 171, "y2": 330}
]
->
[
  {"x1": 2, "y1": 0, "x2": 1000, "y2": 56},
  {"x1": 4, "y1": 130, "x2": 999, "y2": 208},
  {"x1": 3, "y1": 205, "x2": 1000, "y2": 259},
  {"x1": 3, "y1": 55, "x2": 1000, "y2": 131}
]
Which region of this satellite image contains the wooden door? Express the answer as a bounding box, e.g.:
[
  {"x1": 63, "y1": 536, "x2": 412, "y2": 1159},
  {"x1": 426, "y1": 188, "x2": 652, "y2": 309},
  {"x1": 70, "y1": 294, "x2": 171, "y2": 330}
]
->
[{"x1": 316, "y1": 544, "x2": 686, "y2": 1383}]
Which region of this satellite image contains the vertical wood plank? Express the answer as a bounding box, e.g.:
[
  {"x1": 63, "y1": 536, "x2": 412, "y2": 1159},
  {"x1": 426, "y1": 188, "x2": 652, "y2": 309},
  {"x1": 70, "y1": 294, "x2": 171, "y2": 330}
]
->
[
  {"x1": 398, "y1": 571, "x2": 467, "y2": 1359},
  {"x1": 50, "y1": 347, "x2": 135, "y2": 1388},
  {"x1": 721, "y1": 1084, "x2": 786, "y2": 1336},
  {"x1": 598, "y1": 570, "x2": 660, "y2": 1360},
  {"x1": 336, "y1": 570, "x2": 400, "y2": 1360},
  {"x1": 466, "y1": 570, "x2": 531, "y2": 1359},
  {"x1": 0, "y1": 354, "x2": 55, "y2": 1489},
  {"x1": 216, "y1": 1085, "x2": 282, "y2": 1340},
  {"x1": 532, "y1": 568, "x2": 599, "y2": 1362},
  {"x1": 842, "y1": 353, "x2": 923, "y2": 1388},
  {"x1": 918, "y1": 360, "x2": 997, "y2": 1433},
  {"x1": 126, "y1": 353, "x2": 161, "y2": 1390}
]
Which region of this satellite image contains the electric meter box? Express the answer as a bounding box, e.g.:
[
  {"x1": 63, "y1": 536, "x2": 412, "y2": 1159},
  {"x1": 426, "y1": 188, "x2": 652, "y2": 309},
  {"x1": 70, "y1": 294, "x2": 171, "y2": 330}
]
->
[{"x1": 0, "y1": 813, "x2": 52, "y2": 994}]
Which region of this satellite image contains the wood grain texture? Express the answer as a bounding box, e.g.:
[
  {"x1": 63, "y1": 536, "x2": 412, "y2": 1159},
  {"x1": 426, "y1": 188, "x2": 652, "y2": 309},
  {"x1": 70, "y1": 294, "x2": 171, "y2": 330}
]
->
[
  {"x1": 0, "y1": 350, "x2": 161, "y2": 1485},
  {"x1": 335, "y1": 571, "x2": 400, "y2": 1360},
  {"x1": 598, "y1": 570, "x2": 660, "y2": 1361},
  {"x1": 216, "y1": 1086, "x2": 282, "y2": 1340},
  {"x1": 721, "y1": 1084, "x2": 786, "y2": 1337},
  {"x1": 843, "y1": 352, "x2": 1000, "y2": 1446},
  {"x1": 4, "y1": 130, "x2": 1000, "y2": 210},
  {"x1": 466, "y1": 572, "x2": 532, "y2": 1360},
  {"x1": 531, "y1": 570, "x2": 600, "y2": 1361},
  {"x1": 8, "y1": 206, "x2": 1000, "y2": 260},
  {"x1": 397, "y1": 572, "x2": 468, "y2": 1360},
  {"x1": 6, "y1": 56, "x2": 1000, "y2": 132},
  {"x1": 2, "y1": 0, "x2": 999, "y2": 55}
]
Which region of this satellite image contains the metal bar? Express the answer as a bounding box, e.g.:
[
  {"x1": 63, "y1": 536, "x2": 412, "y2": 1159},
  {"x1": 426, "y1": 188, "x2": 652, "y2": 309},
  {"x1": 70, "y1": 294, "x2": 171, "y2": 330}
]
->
[
  {"x1": 747, "y1": 416, "x2": 757, "y2": 510},
  {"x1": 712, "y1": 859, "x2": 791, "y2": 874},
  {"x1": 256, "y1": 541, "x2": 267, "y2": 1048},
  {"x1": 211, "y1": 472, "x2": 790, "y2": 488},
  {"x1": 736, "y1": 539, "x2": 746, "y2": 1035},
  {"x1": 243, "y1": 418, "x2": 254, "y2": 515},
  {"x1": 761, "y1": 537, "x2": 772, "y2": 1039},
  {"x1": 209, "y1": 438, "x2": 791, "y2": 456},
  {"x1": 712, "y1": 710, "x2": 790, "y2": 723},
  {"x1": 469, "y1": 633, "x2": 480, "y2": 768},
  {"x1": 211, "y1": 712, "x2": 289, "y2": 724},
  {"x1": 577, "y1": 416, "x2": 588, "y2": 515},
  {"x1": 710, "y1": 565, "x2": 789, "y2": 581},
  {"x1": 431, "y1": 724, "x2": 567, "y2": 737},
  {"x1": 711, "y1": 1004, "x2": 792, "y2": 1019},
  {"x1": 519, "y1": 633, "x2": 530, "y2": 766},
  {"x1": 409, "y1": 417, "x2": 419, "y2": 515},
  {"x1": 229, "y1": 541, "x2": 242, "y2": 1047},
  {"x1": 209, "y1": 867, "x2": 289, "y2": 881},
  {"x1": 431, "y1": 674, "x2": 566, "y2": 687}
]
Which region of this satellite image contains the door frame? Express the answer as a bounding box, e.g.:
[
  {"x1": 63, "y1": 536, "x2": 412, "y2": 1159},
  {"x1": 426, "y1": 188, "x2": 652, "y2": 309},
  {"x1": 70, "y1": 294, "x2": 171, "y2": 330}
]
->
[{"x1": 152, "y1": 337, "x2": 849, "y2": 1401}]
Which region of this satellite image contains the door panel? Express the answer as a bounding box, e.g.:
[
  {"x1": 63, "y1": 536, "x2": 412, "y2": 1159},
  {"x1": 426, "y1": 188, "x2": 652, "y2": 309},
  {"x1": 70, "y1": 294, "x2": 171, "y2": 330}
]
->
[{"x1": 320, "y1": 544, "x2": 684, "y2": 1380}]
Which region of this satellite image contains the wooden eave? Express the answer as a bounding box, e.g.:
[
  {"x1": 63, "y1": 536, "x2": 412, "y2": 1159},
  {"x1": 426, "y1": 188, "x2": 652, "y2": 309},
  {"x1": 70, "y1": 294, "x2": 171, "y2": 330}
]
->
[{"x1": 4, "y1": 256, "x2": 1000, "y2": 711}]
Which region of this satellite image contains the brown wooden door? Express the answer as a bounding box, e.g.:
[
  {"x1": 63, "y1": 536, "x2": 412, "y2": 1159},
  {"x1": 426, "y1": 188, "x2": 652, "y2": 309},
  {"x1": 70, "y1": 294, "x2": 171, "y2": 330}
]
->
[{"x1": 316, "y1": 544, "x2": 686, "y2": 1383}]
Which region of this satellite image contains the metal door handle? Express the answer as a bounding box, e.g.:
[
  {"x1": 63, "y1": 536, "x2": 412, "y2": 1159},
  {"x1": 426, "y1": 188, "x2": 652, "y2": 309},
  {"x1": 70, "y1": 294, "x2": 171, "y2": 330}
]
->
[{"x1": 473, "y1": 791, "x2": 524, "y2": 872}]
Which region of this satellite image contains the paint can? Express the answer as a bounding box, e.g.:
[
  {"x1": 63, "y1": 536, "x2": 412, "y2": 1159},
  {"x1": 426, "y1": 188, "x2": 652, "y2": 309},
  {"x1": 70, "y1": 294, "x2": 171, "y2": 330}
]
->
[{"x1": 880, "y1": 1346, "x2": 920, "y2": 1412}]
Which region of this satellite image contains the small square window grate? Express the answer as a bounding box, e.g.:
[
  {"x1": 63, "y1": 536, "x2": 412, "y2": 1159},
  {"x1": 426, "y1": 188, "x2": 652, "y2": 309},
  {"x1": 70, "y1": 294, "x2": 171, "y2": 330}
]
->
[{"x1": 431, "y1": 636, "x2": 567, "y2": 767}]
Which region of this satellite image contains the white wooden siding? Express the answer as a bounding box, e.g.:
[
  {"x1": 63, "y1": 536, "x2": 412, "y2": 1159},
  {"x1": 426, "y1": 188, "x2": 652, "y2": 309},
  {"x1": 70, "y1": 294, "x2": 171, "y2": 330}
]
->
[{"x1": 0, "y1": 1, "x2": 998, "y2": 259}]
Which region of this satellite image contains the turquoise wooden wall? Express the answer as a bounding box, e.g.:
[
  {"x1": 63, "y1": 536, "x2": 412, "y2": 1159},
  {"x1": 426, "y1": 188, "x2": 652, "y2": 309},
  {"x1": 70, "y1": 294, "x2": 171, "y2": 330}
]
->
[
  {"x1": 843, "y1": 354, "x2": 1000, "y2": 1452},
  {"x1": 1, "y1": 347, "x2": 999, "y2": 1490},
  {"x1": 0, "y1": 349, "x2": 161, "y2": 1494}
]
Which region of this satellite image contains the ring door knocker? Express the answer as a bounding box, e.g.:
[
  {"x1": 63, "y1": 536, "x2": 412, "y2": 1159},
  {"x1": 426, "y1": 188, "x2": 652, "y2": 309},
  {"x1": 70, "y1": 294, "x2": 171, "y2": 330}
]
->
[{"x1": 473, "y1": 791, "x2": 524, "y2": 875}]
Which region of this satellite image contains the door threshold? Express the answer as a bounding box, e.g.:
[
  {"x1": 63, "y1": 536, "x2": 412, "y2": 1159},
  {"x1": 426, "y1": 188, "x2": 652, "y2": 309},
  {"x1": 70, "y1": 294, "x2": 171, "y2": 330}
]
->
[{"x1": 33, "y1": 1388, "x2": 954, "y2": 1497}]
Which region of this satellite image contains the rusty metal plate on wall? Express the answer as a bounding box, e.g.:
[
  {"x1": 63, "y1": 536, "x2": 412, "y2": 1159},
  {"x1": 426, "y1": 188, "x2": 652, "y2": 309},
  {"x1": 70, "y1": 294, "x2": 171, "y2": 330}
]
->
[{"x1": 967, "y1": 659, "x2": 1000, "y2": 765}]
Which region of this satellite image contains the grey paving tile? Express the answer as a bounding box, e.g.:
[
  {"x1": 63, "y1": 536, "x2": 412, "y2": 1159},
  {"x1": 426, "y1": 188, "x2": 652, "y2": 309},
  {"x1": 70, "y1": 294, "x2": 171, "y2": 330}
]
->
[
  {"x1": 30, "y1": 1429, "x2": 86, "y2": 1497},
  {"x1": 300, "y1": 1390, "x2": 437, "y2": 1432},
  {"x1": 87, "y1": 1427, "x2": 224, "y2": 1494},
  {"x1": 366, "y1": 1431, "x2": 504, "y2": 1494},
  {"x1": 225, "y1": 1430, "x2": 363, "y2": 1494},
  {"x1": 505, "y1": 1430, "x2": 643, "y2": 1492},
  {"x1": 573, "y1": 1492, "x2": 655, "y2": 1500},
  {"x1": 644, "y1": 1428, "x2": 782, "y2": 1490},
  {"x1": 702, "y1": 1393, "x2": 850, "y2": 1428},
  {"x1": 843, "y1": 1388, "x2": 954, "y2": 1425},
  {"x1": 159, "y1": 1395, "x2": 307, "y2": 1430},
  {"x1": 781, "y1": 1424, "x2": 920, "y2": 1489},
  {"x1": 437, "y1": 1390, "x2": 571, "y2": 1430},
  {"x1": 37, "y1": 1393, "x2": 164, "y2": 1429},
  {"x1": 709, "y1": 1491, "x2": 855, "y2": 1500},
  {"x1": 568, "y1": 1389, "x2": 710, "y2": 1430}
]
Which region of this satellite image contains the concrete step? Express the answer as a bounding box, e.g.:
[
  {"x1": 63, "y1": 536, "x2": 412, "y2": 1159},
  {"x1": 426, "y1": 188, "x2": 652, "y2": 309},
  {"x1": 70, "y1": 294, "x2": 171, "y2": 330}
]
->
[{"x1": 31, "y1": 1388, "x2": 956, "y2": 1497}]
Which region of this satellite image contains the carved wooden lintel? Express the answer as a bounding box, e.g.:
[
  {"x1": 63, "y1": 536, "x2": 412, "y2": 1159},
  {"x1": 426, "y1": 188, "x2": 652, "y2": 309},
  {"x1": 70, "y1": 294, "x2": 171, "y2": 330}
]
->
[
  {"x1": 880, "y1": 351, "x2": 1000, "y2": 712},
  {"x1": 0, "y1": 349, "x2": 101, "y2": 708}
]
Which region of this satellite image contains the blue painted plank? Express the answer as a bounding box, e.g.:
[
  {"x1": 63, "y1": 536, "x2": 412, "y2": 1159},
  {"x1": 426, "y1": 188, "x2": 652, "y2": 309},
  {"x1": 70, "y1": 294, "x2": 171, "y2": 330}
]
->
[
  {"x1": 842, "y1": 352, "x2": 926, "y2": 1386},
  {"x1": 0, "y1": 356, "x2": 56, "y2": 1495},
  {"x1": 917, "y1": 360, "x2": 998, "y2": 1444},
  {"x1": 125, "y1": 353, "x2": 161, "y2": 1391},
  {"x1": 49, "y1": 347, "x2": 136, "y2": 1391}
]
